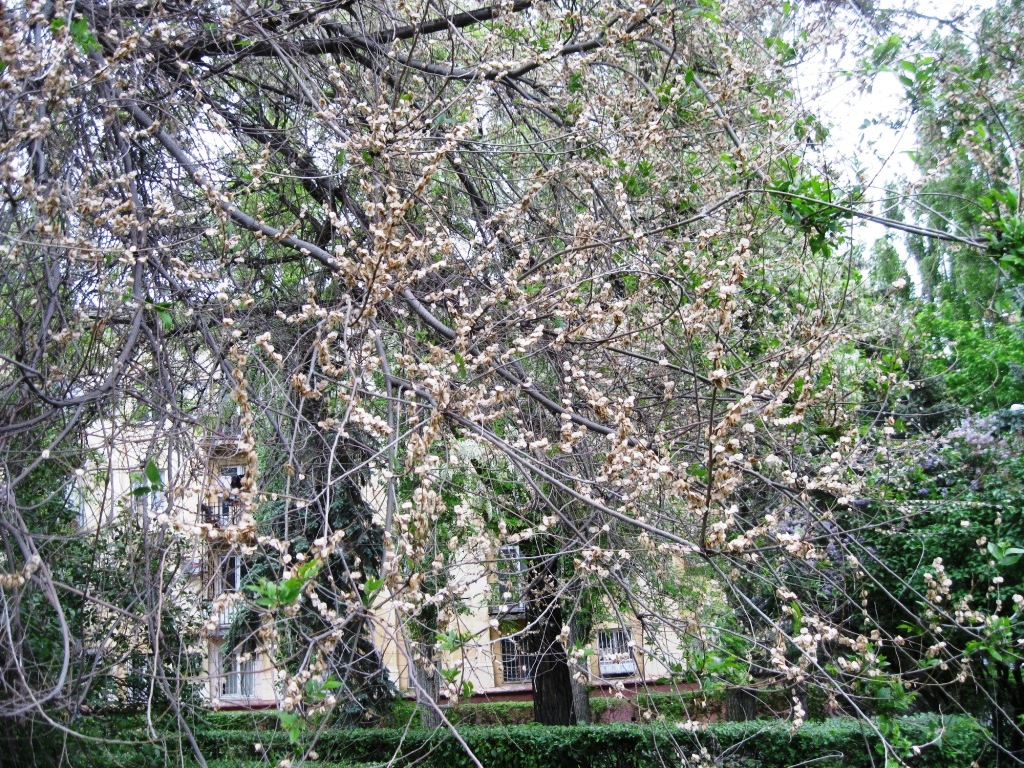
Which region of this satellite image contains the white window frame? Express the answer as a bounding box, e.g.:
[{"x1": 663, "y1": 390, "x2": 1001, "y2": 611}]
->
[
  {"x1": 214, "y1": 551, "x2": 246, "y2": 629},
  {"x1": 597, "y1": 627, "x2": 637, "y2": 677},
  {"x1": 218, "y1": 643, "x2": 256, "y2": 698},
  {"x1": 67, "y1": 478, "x2": 87, "y2": 529}
]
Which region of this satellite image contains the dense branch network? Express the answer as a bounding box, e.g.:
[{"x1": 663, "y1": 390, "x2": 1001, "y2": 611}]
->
[{"x1": 0, "y1": 0, "x2": 1015, "y2": 763}]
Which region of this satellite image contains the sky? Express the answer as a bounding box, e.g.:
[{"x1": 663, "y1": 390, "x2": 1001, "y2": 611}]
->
[{"x1": 794, "y1": 0, "x2": 992, "y2": 271}]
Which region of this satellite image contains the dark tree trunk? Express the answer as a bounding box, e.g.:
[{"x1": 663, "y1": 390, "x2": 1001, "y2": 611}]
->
[
  {"x1": 726, "y1": 686, "x2": 758, "y2": 721},
  {"x1": 993, "y1": 662, "x2": 1024, "y2": 761},
  {"x1": 526, "y1": 553, "x2": 576, "y2": 725},
  {"x1": 570, "y1": 674, "x2": 591, "y2": 725}
]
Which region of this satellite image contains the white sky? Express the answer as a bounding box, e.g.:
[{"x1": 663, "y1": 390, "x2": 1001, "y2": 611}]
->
[{"x1": 794, "y1": 1, "x2": 992, "y2": 266}]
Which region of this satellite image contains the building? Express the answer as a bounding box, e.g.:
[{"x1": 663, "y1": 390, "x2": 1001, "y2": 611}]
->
[{"x1": 75, "y1": 427, "x2": 694, "y2": 715}]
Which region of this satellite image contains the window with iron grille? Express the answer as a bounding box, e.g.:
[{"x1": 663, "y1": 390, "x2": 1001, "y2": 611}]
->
[
  {"x1": 597, "y1": 627, "x2": 637, "y2": 677},
  {"x1": 500, "y1": 631, "x2": 538, "y2": 683},
  {"x1": 124, "y1": 654, "x2": 150, "y2": 705},
  {"x1": 204, "y1": 465, "x2": 244, "y2": 526}
]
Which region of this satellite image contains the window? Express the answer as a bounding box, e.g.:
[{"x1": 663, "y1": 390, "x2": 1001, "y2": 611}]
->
[
  {"x1": 214, "y1": 551, "x2": 247, "y2": 629},
  {"x1": 218, "y1": 643, "x2": 255, "y2": 698},
  {"x1": 216, "y1": 551, "x2": 246, "y2": 592},
  {"x1": 66, "y1": 478, "x2": 87, "y2": 529},
  {"x1": 597, "y1": 627, "x2": 637, "y2": 677},
  {"x1": 499, "y1": 630, "x2": 538, "y2": 684},
  {"x1": 124, "y1": 654, "x2": 151, "y2": 705},
  {"x1": 490, "y1": 545, "x2": 526, "y2": 614},
  {"x1": 204, "y1": 465, "x2": 244, "y2": 526}
]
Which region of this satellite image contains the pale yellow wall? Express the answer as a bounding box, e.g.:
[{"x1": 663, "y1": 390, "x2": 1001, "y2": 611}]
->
[{"x1": 78, "y1": 426, "x2": 694, "y2": 708}]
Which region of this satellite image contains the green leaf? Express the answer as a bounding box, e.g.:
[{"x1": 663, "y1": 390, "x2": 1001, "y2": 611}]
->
[
  {"x1": 296, "y1": 559, "x2": 322, "y2": 580},
  {"x1": 870, "y1": 34, "x2": 902, "y2": 68},
  {"x1": 790, "y1": 601, "x2": 803, "y2": 634},
  {"x1": 144, "y1": 460, "x2": 163, "y2": 487},
  {"x1": 70, "y1": 18, "x2": 101, "y2": 54},
  {"x1": 687, "y1": 463, "x2": 709, "y2": 481},
  {"x1": 365, "y1": 576, "x2": 384, "y2": 594},
  {"x1": 279, "y1": 580, "x2": 303, "y2": 604},
  {"x1": 156, "y1": 307, "x2": 173, "y2": 331}
]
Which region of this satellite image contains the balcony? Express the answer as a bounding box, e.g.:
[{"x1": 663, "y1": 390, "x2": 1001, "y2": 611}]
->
[
  {"x1": 215, "y1": 602, "x2": 241, "y2": 632},
  {"x1": 202, "y1": 465, "x2": 245, "y2": 527},
  {"x1": 202, "y1": 500, "x2": 239, "y2": 528}
]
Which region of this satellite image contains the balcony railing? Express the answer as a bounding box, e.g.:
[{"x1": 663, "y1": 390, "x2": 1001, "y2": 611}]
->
[
  {"x1": 202, "y1": 500, "x2": 239, "y2": 527},
  {"x1": 216, "y1": 602, "x2": 241, "y2": 631}
]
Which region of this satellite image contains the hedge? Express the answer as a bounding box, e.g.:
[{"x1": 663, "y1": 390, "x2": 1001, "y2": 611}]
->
[
  {"x1": 18, "y1": 713, "x2": 987, "y2": 767},
  {"x1": 191, "y1": 716, "x2": 985, "y2": 768}
]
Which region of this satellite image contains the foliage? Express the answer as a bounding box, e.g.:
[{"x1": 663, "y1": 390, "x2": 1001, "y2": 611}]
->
[
  {"x1": 892, "y1": 1, "x2": 1024, "y2": 314},
  {"x1": 912, "y1": 302, "x2": 1024, "y2": 412},
  {"x1": 9, "y1": 707, "x2": 986, "y2": 767},
  {"x1": 145, "y1": 716, "x2": 988, "y2": 768},
  {"x1": 851, "y1": 409, "x2": 1024, "y2": 757},
  {"x1": 0, "y1": 0, "x2": 1010, "y2": 762},
  {"x1": 871, "y1": 0, "x2": 1024, "y2": 423}
]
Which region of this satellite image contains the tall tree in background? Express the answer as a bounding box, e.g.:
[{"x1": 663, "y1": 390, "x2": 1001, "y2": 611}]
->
[{"x1": 881, "y1": 0, "x2": 1024, "y2": 411}]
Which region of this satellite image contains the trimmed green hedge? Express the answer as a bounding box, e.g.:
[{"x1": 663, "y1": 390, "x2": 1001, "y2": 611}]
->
[
  {"x1": 19, "y1": 712, "x2": 988, "y2": 767},
  {"x1": 192, "y1": 716, "x2": 985, "y2": 768}
]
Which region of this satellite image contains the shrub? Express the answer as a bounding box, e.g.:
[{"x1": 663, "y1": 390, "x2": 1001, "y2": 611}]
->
[
  {"x1": 191, "y1": 715, "x2": 985, "y2": 768},
  {"x1": 27, "y1": 711, "x2": 987, "y2": 767}
]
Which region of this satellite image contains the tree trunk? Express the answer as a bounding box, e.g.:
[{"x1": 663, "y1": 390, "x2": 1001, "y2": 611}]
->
[
  {"x1": 569, "y1": 618, "x2": 592, "y2": 724},
  {"x1": 726, "y1": 686, "x2": 757, "y2": 721},
  {"x1": 411, "y1": 643, "x2": 442, "y2": 729},
  {"x1": 526, "y1": 553, "x2": 576, "y2": 725},
  {"x1": 570, "y1": 675, "x2": 591, "y2": 725}
]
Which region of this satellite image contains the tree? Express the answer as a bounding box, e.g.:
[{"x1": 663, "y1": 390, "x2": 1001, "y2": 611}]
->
[
  {"x1": 0, "y1": 0, "x2": 1006, "y2": 764},
  {"x1": 844, "y1": 408, "x2": 1024, "y2": 761},
  {"x1": 871, "y1": 0, "x2": 1024, "y2": 412}
]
